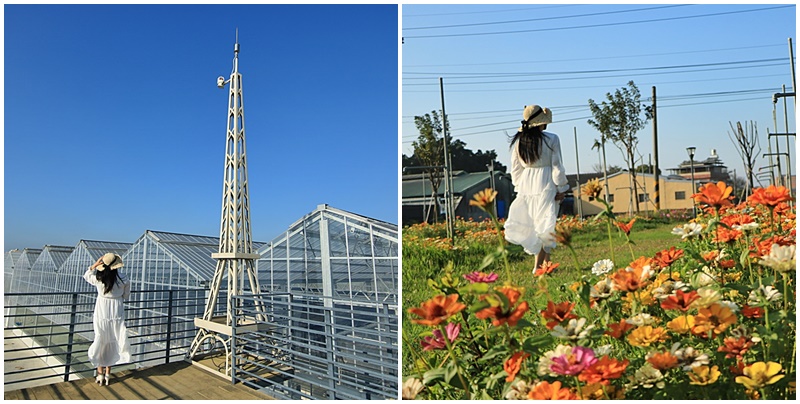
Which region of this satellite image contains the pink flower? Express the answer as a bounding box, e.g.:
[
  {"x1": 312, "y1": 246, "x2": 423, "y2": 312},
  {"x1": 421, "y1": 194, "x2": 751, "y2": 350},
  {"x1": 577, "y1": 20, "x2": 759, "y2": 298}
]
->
[
  {"x1": 420, "y1": 323, "x2": 461, "y2": 351},
  {"x1": 463, "y1": 271, "x2": 499, "y2": 283},
  {"x1": 550, "y1": 346, "x2": 597, "y2": 376}
]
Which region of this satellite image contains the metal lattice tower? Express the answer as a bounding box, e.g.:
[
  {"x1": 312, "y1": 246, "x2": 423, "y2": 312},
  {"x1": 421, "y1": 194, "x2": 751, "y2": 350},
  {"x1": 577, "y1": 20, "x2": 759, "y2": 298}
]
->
[{"x1": 189, "y1": 32, "x2": 264, "y2": 375}]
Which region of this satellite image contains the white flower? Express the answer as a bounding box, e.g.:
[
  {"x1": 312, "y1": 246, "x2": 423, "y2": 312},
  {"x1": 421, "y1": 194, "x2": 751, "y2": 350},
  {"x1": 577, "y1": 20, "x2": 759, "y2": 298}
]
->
[
  {"x1": 732, "y1": 222, "x2": 760, "y2": 232},
  {"x1": 758, "y1": 244, "x2": 796, "y2": 273},
  {"x1": 402, "y1": 378, "x2": 424, "y2": 400},
  {"x1": 591, "y1": 259, "x2": 614, "y2": 276},
  {"x1": 628, "y1": 364, "x2": 666, "y2": 389},
  {"x1": 550, "y1": 318, "x2": 594, "y2": 340},
  {"x1": 590, "y1": 278, "x2": 615, "y2": 300},
  {"x1": 626, "y1": 313, "x2": 657, "y2": 326},
  {"x1": 691, "y1": 287, "x2": 722, "y2": 309},
  {"x1": 691, "y1": 268, "x2": 716, "y2": 288},
  {"x1": 717, "y1": 300, "x2": 739, "y2": 313},
  {"x1": 594, "y1": 344, "x2": 613, "y2": 357},
  {"x1": 505, "y1": 380, "x2": 537, "y2": 400},
  {"x1": 652, "y1": 280, "x2": 690, "y2": 300},
  {"x1": 747, "y1": 285, "x2": 783, "y2": 305},
  {"x1": 671, "y1": 344, "x2": 710, "y2": 371},
  {"x1": 671, "y1": 222, "x2": 704, "y2": 239},
  {"x1": 537, "y1": 344, "x2": 574, "y2": 376}
]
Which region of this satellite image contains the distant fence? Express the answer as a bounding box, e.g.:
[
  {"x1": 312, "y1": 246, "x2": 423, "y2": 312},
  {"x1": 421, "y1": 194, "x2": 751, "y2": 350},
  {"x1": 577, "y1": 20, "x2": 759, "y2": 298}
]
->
[{"x1": 232, "y1": 293, "x2": 398, "y2": 400}]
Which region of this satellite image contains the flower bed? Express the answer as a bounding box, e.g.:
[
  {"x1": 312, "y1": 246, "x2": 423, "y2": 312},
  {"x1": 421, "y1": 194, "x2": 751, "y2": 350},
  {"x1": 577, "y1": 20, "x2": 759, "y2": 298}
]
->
[{"x1": 402, "y1": 184, "x2": 795, "y2": 400}]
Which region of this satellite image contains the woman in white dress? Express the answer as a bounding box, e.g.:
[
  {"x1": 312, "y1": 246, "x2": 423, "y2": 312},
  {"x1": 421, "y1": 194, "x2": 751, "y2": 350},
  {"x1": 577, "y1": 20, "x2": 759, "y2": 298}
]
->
[
  {"x1": 84, "y1": 252, "x2": 131, "y2": 386},
  {"x1": 504, "y1": 104, "x2": 570, "y2": 272}
]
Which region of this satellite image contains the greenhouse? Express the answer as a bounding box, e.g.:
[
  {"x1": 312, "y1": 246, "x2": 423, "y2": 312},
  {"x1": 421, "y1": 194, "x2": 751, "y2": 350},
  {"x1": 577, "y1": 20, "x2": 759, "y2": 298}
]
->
[{"x1": 4, "y1": 249, "x2": 23, "y2": 293}]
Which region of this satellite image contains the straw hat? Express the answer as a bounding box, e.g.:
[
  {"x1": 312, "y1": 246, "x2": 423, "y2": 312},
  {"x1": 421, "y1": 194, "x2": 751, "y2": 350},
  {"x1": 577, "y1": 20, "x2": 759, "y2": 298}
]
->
[
  {"x1": 518, "y1": 104, "x2": 552, "y2": 131},
  {"x1": 98, "y1": 253, "x2": 124, "y2": 271}
]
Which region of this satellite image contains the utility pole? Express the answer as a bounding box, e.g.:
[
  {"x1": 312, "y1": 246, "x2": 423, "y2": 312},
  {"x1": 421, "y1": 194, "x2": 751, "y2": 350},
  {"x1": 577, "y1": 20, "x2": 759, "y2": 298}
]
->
[
  {"x1": 574, "y1": 127, "x2": 583, "y2": 220},
  {"x1": 439, "y1": 78, "x2": 455, "y2": 242},
  {"x1": 652, "y1": 86, "x2": 660, "y2": 211}
]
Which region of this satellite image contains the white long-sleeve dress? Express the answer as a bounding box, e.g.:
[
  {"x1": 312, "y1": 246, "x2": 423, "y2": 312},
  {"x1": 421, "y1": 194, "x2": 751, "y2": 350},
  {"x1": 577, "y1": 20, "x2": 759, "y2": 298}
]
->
[
  {"x1": 83, "y1": 268, "x2": 132, "y2": 367},
  {"x1": 504, "y1": 131, "x2": 570, "y2": 255}
]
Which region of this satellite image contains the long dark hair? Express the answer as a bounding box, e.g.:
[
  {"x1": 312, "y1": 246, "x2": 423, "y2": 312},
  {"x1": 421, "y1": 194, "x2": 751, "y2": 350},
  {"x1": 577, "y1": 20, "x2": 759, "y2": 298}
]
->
[
  {"x1": 509, "y1": 121, "x2": 552, "y2": 165},
  {"x1": 95, "y1": 264, "x2": 120, "y2": 294}
]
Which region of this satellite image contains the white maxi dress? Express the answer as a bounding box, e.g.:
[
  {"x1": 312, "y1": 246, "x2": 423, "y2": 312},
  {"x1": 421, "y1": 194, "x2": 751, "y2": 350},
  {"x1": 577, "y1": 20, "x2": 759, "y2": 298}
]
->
[
  {"x1": 504, "y1": 131, "x2": 570, "y2": 255},
  {"x1": 83, "y1": 268, "x2": 132, "y2": 367}
]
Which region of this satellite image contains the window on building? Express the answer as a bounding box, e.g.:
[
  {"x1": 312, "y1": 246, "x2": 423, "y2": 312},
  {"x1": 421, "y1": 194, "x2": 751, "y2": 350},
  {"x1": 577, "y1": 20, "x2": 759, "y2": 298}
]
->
[
  {"x1": 675, "y1": 191, "x2": 686, "y2": 200},
  {"x1": 638, "y1": 194, "x2": 649, "y2": 203},
  {"x1": 607, "y1": 194, "x2": 614, "y2": 202}
]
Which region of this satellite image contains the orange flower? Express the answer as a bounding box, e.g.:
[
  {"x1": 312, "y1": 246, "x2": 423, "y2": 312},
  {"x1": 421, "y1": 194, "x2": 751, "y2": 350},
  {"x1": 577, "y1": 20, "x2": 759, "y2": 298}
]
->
[
  {"x1": 582, "y1": 178, "x2": 603, "y2": 199},
  {"x1": 628, "y1": 256, "x2": 654, "y2": 271},
  {"x1": 660, "y1": 289, "x2": 700, "y2": 312},
  {"x1": 553, "y1": 223, "x2": 572, "y2": 246},
  {"x1": 693, "y1": 181, "x2": 733, "y2": 209},
  {"x1": 692, "y1": 303, "x2": 737, "y2": 338},
  {"x1": 407, "y1": 294, "x2": 466, "y2": 326},
  {"x1": 718, "y1": 336, "x2": 754, "y2": 359},
  {"x1": 748, "y1": 185, "x2": 792, "y2": 207},
  {"x1": 654, "y1": 247, "x2": 684, "y2": 269},
  {"x1": 541, "y1": 301, "x2": 578, "y2": 330},
  {"x1": 741, "y1": 305, "x2": 764, "y2": 319},
  {"x1": 475, "y1": 286, "x2": 530, "y2": 327},
  {"x1": 578, "y1": 356, "x2": 630, "y2": 385},
  {"x1": 534, "y1": 261, "x2": 560, "y2": 276},
  {"x1": 504, "y1": 351, "x2": 530, "y2": 382},
  {"x1": 604, "y1": 319, "x2": 635, "y2": 339},
  {"x1": 615, "y1": 218, "x2": 636, "y2": 236},
  {"x1": 470, "y1": 188, "x2": 498, "y2": 209},
  {"x1": 610, "y1": 265, "x2": 651, "y2": 293},
  {"x1": 702, "y1": 250, "x2": 719, "y2": 262},
  {"x1": 666, "y1": 315, "x2": 695, "y2": 334},
  {"x1": 718, "y1": 259, "x2": 736, "y2": 269},
  {"x1": 646, "y1": 351, "x2": 679, "y2": 371},
  {"x1": 627, "y1": 325, "x2": 669, "y2": 347},
  {"x1": 713, "y1": 227, "x2": 742, "y2": 243},
  {"x1": 527, "y1": 381, "x2": 578, "y2": 400}
]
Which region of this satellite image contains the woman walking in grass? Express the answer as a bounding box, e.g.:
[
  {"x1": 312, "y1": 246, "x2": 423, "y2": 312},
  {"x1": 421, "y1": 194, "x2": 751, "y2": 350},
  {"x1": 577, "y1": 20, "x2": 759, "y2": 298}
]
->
[
  {"x1": 504, "y1": 104, "x2": 570, "y2": 272},
  {"x1": 84, "y1": 253, "x2": 131, "y2": 386}
]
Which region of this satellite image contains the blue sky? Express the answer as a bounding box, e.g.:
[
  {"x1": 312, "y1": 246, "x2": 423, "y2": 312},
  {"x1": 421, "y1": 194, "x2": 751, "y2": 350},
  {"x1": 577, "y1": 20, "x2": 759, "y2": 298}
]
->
[
  {"x1": 4, "y1": 4, "x2": 399, "y2": 251},
  {"x1": 402, "y1": 3, "x2": 796, "y2": 186}
]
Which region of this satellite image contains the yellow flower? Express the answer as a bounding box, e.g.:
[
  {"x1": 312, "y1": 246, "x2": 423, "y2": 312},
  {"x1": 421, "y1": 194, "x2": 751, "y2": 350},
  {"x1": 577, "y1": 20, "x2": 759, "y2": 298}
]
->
[
  {"x1": 666, "y1": 315, "x2": 695, "y2": 334},
  {"x1": 469, "y1": 188, "x2": 497, "y2": 209},
  {"x1": 582, "y1": 178, "x2": 603, "y2": 199},
  {"x1": 689, "y1": 365, "x2": 721, "y2": 385},
  {"x1": 693, "y1": 303, "x2": 737, "y2": 338},
  {"x1": 627, "y1": 325, "x2": 669, "y2": 347},
  {"x1": 735, "y1": 362, "x2": 785, "y2": 390}
]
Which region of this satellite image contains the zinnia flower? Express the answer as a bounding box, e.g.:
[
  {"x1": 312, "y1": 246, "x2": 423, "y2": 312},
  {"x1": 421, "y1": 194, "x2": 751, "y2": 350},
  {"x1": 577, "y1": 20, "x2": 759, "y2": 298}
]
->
[
  {"x1": 469, "y1": 188, "x2": 497, "y2": 209},
  {"x1": 666, "y1": 315, "x2": 695, "y2": 334},
  {"x1": 688, "y1": 365, "x2": 721, "y2": 385},
  {"x1": 654, "y1": 247, "x2": 684, "y2": 269},
  {"x1": 463, "y1": 271, "x2": 499, "y2": 283},
  {"x1": 692, "y1": 303, "x2": 737, "y2": 338},
  {"x1": 646, "y1": 351, "x2": 679, "y2": 371},
  {"x1": 627, "y1": 326, "x2": 669, "y2": 347},
  {"x1": 420, "y1": 322, "x2": 460, "y2": 351},
  {"x1": 735, "y1": 361, "x2": 785, "y2": 390},
  {"x1": 591, "y1": 259, "x2": 614, "y2": 276},
  {"x1": 402, "y1": 378, "x2": 424, "y2": 399},
  {"x1": 527, "y1": 381, "x2": 578, "y2": 400},
  {"x1": 534, "y1": 261, "x2": 560, "y2": 276},
  {"x1": 551, "y1": 318, "x2": 594, "y2": 340},
  {"x1": 475, "y1": 286, "x2": 529, "y2": 327},
  {"x1": 758, "y1": 244, "x2": 795, "y2": 273},
  {"x1": 549, "y1": 346, "x2": 597, "y2": 376},
  {"x1": 553, "y1": 223, "x2": 572, "y2": 246},
  {"x1": 582, "y1": 178, "x2": 603, "y2": 199},
  {"x1": 718, "y1": 336, "x2": 754, "y2": 359},
  {"x1": 541, "y1": 301, "x2": 578, "y2": 330},
  {"x1": 628, "y1": 364, "x2": 665, "y2": 389},
  {"x1": 537, "y1": 344, "x2": 574, "y2": 377},
  {"x1": 615, "y1": 218, "x2": 636, "y2": 236},
  {"x1": 505, "y1": 351, "x2": 530, "y2": 382},
  {"x1": 671, "y1": 222, "x2": 704, "y2": 239},
  {"x1": 692, "y1": 181, "x2": 733, "y2": 209},
  {"x1": 408, "y1": 294, "x2": 466, "y2": 326},
  {"x1": 660, "y1": 289, "x2": 700, "y2": 312},
  {"x1": 747, "y1": 185, "x2": 792, "y2": 207},
  {"x1": 604, "y1": 319, "x2": 634, "y2": 339},
  {"x1": 671, "y1": 344, "x2": 710, "y2": 371},
  {"x1": 579, "y1": 355, "x2": 629, "y2": 385},
  {"x1": 747, "y1": 285, "x2": 783, "y2": 306}
]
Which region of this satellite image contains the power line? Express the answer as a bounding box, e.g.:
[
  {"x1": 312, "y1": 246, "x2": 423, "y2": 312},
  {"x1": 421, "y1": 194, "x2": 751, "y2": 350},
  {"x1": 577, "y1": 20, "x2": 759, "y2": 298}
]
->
[
  {"x1": 403, "y1": 5, "x2": 792, "y2": 39},
  {"x1": 404, "y1": 4, "x2": 689, "y2": 31},
  {"x1": 403, "y1": 4, "x2": 575, "y2": 18}
]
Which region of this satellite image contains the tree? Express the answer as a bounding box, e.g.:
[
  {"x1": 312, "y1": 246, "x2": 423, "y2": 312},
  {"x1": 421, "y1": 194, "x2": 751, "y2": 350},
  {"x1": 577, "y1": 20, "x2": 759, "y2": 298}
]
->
[
  {"x1": 634, "y1": 163, "x2": 661, "y2": 175},
  {"x1": 449, "y1": 139, "x2": 507, "y2": 173},
  {"x1": 591, "y1": 164, "x2": 622, "y2": 175},
  {"x1": 588, "y1": 81, "x2": 653, "y2": 213},
  {"x1": 727, "y1": 121, "x2": 761, "y2": 198},
  {"x1": 405, "y1": 110, "x2": 449, "y2": 221}
]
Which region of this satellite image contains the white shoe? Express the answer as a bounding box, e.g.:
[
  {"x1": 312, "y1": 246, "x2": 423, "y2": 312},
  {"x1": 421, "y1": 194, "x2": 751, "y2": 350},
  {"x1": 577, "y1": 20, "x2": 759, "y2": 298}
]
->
[
  {"x1": 104, "y1": 373, "x2": 110, "y2": 386},
  {"x1": 96, "y1": 374, "x2": 104, "y2": 385}
]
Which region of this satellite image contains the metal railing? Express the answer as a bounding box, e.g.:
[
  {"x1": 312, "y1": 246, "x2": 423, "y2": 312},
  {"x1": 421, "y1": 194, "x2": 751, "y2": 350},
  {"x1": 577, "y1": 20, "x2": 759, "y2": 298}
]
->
[
  {"x1": 232, "y1": 293, "x2": 398, "y2": 400},
  {"x1": 3, "y1": 289, "x2": 207, "y2": 389}
]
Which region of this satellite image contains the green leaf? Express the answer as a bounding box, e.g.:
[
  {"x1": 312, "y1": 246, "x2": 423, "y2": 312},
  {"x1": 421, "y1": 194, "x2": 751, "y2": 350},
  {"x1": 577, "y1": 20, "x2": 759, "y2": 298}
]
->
[
  {"x1": 469, "y1": 300, "x2": 491, "y2": 313},
  {"x1": 522, "y1": 334, "x2": 554, "y2": 353},
  {"x1": 459, "y1": 282, "x2": 490, "y2": 295},
  {"x1": 478, "y1": 253, "x2": 496, "y2": 271},
  {"x1": 444, "y1": 361, "x2": 466, "y2": 389},
  {"x1": 422, "y1": 367, "x2": 446, "y2": 385},
  {"x1": 478, "y1": 345, "x2": 510, "y2": 363},
  {"x1": 739, "y1": 249, "x2": 750, "y2": 268}
]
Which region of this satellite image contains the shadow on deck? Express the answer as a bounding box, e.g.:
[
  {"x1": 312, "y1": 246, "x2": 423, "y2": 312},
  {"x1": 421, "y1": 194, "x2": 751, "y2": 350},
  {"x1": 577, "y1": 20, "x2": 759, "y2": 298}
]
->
[{"x1": 4, "y1": 361, "x2": 275, "y2": 400}]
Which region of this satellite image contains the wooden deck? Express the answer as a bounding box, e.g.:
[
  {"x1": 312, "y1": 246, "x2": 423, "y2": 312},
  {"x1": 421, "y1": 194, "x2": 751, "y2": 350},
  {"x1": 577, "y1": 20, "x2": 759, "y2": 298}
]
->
[{"x1": 4, "y1": 361, "x2": 275, "y2": 400}]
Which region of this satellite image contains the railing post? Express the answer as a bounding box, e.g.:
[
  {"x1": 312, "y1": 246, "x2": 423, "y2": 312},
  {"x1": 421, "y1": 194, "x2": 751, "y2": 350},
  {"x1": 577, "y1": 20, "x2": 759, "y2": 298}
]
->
[
  {"x1": 63, "y1": 292, "x2": 78, "y2": 382},
  {"x1": 165, "y1": 289, "x2": 174, "y2": 364},
  {"x1": 324, "y1": 305, "x2": 336, "y2": 399},
  {"x1": 231, "y1": 295, "x2": 237, "y2": 386}
]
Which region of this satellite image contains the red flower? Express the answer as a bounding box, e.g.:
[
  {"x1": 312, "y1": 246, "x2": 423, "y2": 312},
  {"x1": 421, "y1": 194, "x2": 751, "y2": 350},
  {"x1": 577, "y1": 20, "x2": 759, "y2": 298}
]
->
[
  {"x1": 540, "y1": 301, "x2": 578, "y2": 330},
  {"x1": 747, "y1": 185, "x2": 792, "y2": 207},
  {"x1": 408, "y1": 294, "x2": 466, "y2": 326},
  {"x1": 504, "y1": 351, "x2": 530, "y2": 382},
  {"x1": 534, "y1": 261, "x2": 560, "y2": 276},
  {"x1": 578, "y1": 356, "x2": 630, "y2": 385},
  {"x1": 604, "y1": 320, "x2": 634, "y2": 339},
  {"x1": 741, "y1": 305, "x2": 765, "y2": 319},
  {"x1": 475, "y1": 286, "x2": 530, "y2": 327},
  {"x1": 718, "y1": 336, "x2": 754, "y2": 359},
  {"x1": 615, "y1": 218, "x2": 636, "y2": 236},
  {"x1": 654, "y1": 247, "x2": 684, "y2": 269},
  {"x1": 660, "y1": 289, "x2": 700, "y2": 312}
]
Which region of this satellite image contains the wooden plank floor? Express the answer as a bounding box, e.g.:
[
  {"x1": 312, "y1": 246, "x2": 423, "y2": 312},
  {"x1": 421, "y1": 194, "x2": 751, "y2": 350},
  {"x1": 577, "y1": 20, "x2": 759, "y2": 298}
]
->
[{"x1": 4, "y1": 361, "x2": 275, "y2": 400}]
